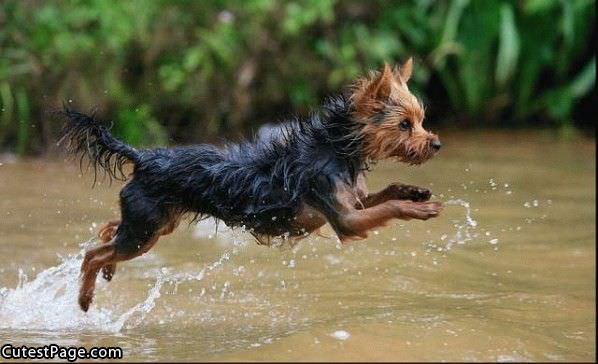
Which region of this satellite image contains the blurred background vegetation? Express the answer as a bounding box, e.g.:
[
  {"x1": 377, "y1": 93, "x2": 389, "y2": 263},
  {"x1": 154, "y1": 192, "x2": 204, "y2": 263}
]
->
[{"x1": 0, "y1": 0, "x2": 595, "y2": 156}]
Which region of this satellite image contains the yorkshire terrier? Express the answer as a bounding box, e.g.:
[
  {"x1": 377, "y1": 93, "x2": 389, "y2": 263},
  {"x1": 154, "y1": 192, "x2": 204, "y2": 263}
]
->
[{"x1": 60, "y1": 58, "x2": 443, "y2": 312}]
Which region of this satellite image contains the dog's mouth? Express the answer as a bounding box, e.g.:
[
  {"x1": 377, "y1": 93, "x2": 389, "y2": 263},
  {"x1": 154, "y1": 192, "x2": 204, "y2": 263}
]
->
[
  {"x1": 394, "y1": 144, "x2": 438, "y2": 165},
  {"x1": 398, "y1": 153, "x2": 430, "y2": 166},
  {"x1": 393, "y1": 138, "x2": 442, "y2": 165}
]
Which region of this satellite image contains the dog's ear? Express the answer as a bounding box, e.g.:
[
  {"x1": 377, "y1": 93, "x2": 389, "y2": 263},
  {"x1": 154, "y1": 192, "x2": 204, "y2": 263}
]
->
[
  {"x1": 364, "y1": 63, "x2": 394, "y2": 101},
  {"x1": 394, "y1": 57, "x2": 413, "y2": 83},
  {"x1": 351, "y1": 63, "x2": 396, "y2": 118}
]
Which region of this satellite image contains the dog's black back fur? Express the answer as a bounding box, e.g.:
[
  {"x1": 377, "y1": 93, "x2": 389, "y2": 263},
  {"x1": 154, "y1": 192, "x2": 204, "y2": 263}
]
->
[{"x1": 61, "y1": 95, "x2": 367, "y2": 245}]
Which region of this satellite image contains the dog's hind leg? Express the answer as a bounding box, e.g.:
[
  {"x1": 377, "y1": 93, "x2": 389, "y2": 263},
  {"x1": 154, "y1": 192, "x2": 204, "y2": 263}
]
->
[
  {"x1": 79, "y1": 228, "x2": 161, "y2": 312},
  {"x1": 79, "y1": 241, "x2": 117, "y2": 312},
  {"x1": 79, "y1": 179, "x2": 186, "y2": 312},
  {"x1": 79, "y1": 215, "x2": 182, "y2": 312},
  {"x1": 98, "y1": 220, "x2": 120, "y2": 242},
  {"x1": 98, "y1": 220, "x2": 120, "y2": 281}
]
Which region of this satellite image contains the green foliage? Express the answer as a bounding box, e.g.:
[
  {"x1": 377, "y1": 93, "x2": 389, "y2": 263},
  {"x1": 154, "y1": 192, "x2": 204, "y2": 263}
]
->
[
  {"x1": 0, "y1": 0, "x2": 594, "y2": 155},
  {"x1": 16, "y1": 88, "x2": 29, "y2": 157},
  {"x1": 115, "y1": 104, "x2": 167, "y2": 147}
]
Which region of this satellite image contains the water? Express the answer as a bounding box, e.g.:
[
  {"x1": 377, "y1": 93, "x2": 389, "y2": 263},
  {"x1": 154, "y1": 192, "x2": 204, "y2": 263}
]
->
[{"x1": 0, "y1": 132, "x2": 595, "y2": 361}]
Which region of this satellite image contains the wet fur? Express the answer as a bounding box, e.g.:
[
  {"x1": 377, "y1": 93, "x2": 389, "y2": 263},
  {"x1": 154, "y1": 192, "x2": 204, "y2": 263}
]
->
[
  {"x1": 60, "y1": 59, "x2": 443, "y2": 311},
  {"x1": 62, "y1": 95, "x2": 365, "y2": 240}
]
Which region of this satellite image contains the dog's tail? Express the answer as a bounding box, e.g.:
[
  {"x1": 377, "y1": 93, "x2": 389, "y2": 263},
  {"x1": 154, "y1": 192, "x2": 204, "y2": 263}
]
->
[{"x1": 60, "y1": 107, "x2": 141, "y2": 182}]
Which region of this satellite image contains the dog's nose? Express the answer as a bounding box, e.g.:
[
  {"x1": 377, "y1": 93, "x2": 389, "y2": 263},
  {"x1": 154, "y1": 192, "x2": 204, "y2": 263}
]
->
[{"x1": 430, "y1": 139, "x2": 442, "y2": 151}]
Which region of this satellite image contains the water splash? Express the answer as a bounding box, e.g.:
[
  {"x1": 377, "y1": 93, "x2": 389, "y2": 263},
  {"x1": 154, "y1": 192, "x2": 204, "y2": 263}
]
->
[
  {"x1": 427, "y1": 199, "x2": 479, "y2": 252},
  {"x1": 0, "y1": 240, "x2": 119, "y2": 332},
  {"x1": 0, "y1": 233, "x2": 245, "y2": 333},
  {"x1": 165, "y1": 248, "x2": 235, "y2": 295}
]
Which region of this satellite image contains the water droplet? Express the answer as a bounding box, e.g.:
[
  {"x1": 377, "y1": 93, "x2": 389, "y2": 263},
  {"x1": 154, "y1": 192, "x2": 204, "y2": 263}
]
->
[{"x1": 332, "y1": 330, "x2": 350, "y2": 340}]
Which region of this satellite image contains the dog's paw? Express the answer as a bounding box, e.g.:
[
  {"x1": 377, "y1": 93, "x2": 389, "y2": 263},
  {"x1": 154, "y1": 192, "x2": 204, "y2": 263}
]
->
[
  {"x1": 102, "y1": 264, "x2": 116, "y2": 281},
  {"x1": 388, "y1": 183, "x2": 432, "y2": 201},
  {"x1": 396, "y1": 201, "x2": 443, "y2": 220},
  {"x1": 408, "y1": 186, "x2": 432, "y2": 202},
  {"x1": 338, "y1": 231, "x2": 369, "y2": 244},
  {"x1": 79, "y1": 291, "x2": 93, "y2": 312}
]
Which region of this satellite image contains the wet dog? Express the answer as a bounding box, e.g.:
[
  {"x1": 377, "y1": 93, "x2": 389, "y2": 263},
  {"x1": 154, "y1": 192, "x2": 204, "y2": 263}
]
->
[{"x1": 60, "y1": 59, "x2": 443, "y2": 312}]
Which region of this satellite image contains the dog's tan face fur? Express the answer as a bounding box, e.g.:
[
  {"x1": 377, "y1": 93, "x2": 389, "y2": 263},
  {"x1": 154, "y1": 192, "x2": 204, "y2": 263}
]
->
[{"x1": 351, "y1": 59, "x2": 441, "y2": 165}]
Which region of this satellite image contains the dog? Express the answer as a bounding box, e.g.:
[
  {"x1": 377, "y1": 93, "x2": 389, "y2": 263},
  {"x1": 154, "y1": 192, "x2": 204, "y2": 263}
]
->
[{"x1": 60, "y1": 58, "x2": 443, "y2": 312}]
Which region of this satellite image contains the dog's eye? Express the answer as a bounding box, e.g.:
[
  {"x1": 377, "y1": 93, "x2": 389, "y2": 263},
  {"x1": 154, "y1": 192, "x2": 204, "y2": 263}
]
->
[{"x1": 399, "y1": 120, "x2": 411, "y2": 131}]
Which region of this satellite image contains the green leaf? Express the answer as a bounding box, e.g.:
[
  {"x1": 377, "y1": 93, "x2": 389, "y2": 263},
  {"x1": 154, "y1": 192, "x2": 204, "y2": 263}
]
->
[
  {"x1": 0, "y1": 82, "x2": 13, "y2": 141},
  {"x1": 570, "y1": 58, "x2": 596, "y2": 98},
  {"x1": 432, "y1": 0, "x2": 468, "y2": 67},
  {"x1": 16, "y1": 88, "x2": 29, "y2": 157},
  {"x1": 524, "y1": 0, "x2": 559, "y2": 14},
  {"x1": 496, "y1": 3, "x2": 520, "y2": 87}
]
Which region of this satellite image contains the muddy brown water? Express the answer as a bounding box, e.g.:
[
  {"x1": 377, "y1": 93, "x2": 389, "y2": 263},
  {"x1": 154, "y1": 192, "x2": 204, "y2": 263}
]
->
[{"x1": 0, "y1": 132, "x2": 595, "y2": 361}]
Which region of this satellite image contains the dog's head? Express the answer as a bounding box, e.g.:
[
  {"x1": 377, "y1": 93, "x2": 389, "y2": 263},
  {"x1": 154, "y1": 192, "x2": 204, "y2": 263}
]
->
[{"x1": 350, "y1": 58, "x2": 441, "y2": 165}]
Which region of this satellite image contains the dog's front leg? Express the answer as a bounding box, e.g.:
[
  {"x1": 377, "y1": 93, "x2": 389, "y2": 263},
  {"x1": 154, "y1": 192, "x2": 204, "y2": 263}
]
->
[
  {"x1": 312, "y1": 180, "x2": 442, "y2": 242},
  {"x1": 335, "y1": 199, "x2": 442, "y2": 242},
  {"x1": 360, "y1": 182, "x2": 432, "y2": 208}
]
